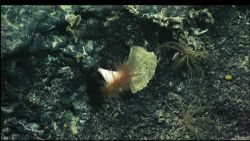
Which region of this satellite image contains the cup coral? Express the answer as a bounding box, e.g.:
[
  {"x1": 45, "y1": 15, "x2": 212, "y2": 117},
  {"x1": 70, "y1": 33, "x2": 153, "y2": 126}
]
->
[
  {"x1": 98, "y1": 46, "x2": 157, "y2": 95},
  {"x1": 98, "y1": 61, "x2": 134, "y2": 95}
]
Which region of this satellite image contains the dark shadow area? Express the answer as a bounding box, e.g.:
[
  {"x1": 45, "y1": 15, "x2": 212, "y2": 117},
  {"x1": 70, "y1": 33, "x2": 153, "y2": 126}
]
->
[{"x1": 85, "y1": 68, "x2": 105, "y2": 112}]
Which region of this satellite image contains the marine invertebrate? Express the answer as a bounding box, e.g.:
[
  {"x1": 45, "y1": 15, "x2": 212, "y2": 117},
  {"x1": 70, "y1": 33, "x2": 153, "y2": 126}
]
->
[
  {"x1": 181, "y1": 104, "x2": 205, "y2": 139},
  {"x1": 98, "y1": 46, "x2": 157, "y2": 95},
  {"x1": 98, "y1": 60, "x2": 135, "y2": 95},
  {"x1": 159, "y1": 41, "x2": 213, "y2": 77},
  {"x1": 224, "y1": 74, "x2": 233, "y2": 81}
]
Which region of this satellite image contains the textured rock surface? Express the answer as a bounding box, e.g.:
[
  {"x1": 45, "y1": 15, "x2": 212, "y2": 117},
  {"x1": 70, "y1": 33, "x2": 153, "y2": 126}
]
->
[{"x1": 1, "y1": 5, "x2": 249, "y2": 140}]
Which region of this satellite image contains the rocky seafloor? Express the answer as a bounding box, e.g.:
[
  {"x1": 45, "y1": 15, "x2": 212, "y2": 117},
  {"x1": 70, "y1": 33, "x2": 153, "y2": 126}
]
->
[{"x1": 1, "y1": 5, "x2": 249, "y2": 140}]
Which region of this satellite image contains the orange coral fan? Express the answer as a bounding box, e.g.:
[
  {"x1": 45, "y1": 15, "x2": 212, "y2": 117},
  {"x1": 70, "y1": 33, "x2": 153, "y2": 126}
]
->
[{"x1": 98, "y1": 61, "x2": 134, "y2": 95}]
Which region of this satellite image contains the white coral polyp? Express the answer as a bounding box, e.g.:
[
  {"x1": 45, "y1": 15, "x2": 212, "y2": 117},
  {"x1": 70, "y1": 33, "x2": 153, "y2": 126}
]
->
[{"x1": 98, "y1": 68, "x2": 119, "y2": 84}]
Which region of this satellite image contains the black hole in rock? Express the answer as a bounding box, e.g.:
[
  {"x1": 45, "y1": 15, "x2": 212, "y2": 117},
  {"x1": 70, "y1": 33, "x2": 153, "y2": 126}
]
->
[{"x1": 85, "y1": 69, "x2": 105, "y2": 111}]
